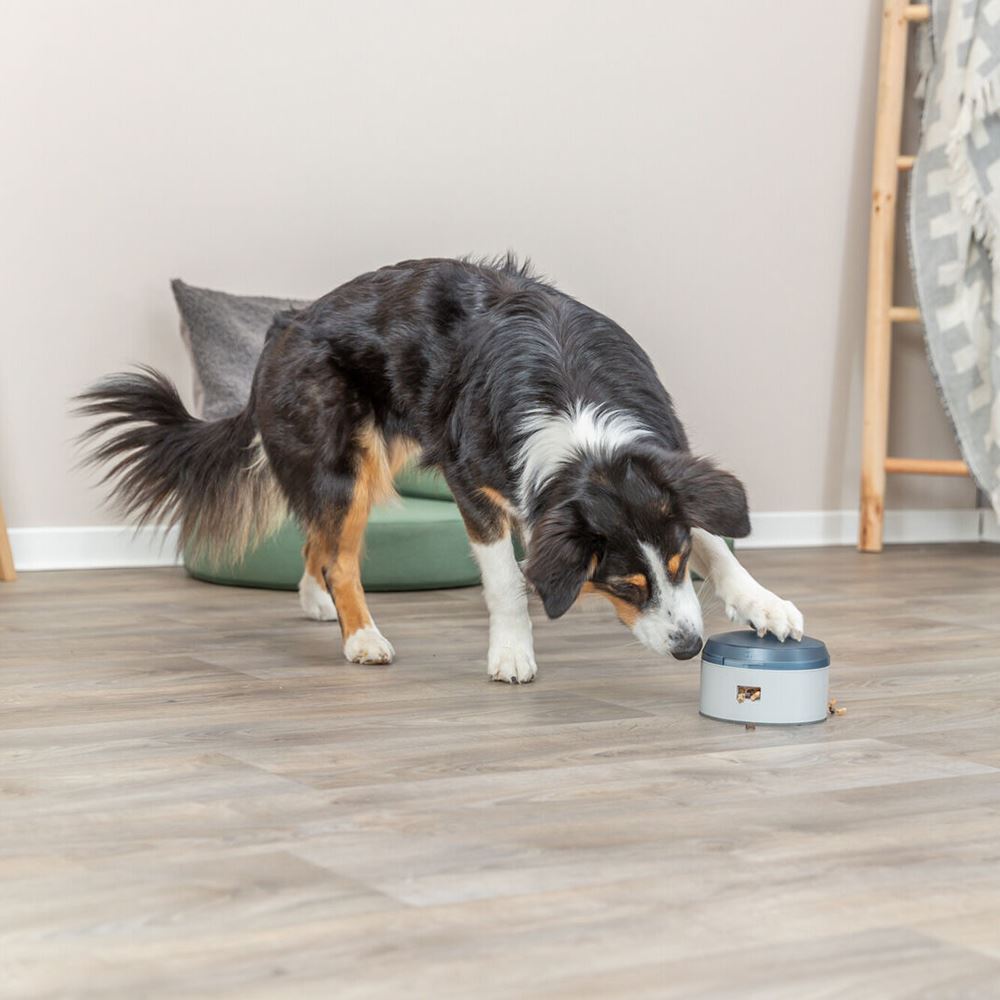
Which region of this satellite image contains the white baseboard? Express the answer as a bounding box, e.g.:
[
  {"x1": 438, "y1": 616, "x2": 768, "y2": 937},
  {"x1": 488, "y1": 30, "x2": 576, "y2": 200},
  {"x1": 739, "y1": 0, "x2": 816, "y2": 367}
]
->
[
  {"x1": 9, "y1": 526, "x2": 181, "y2": 572},
  {"x1": 982, "y1": 510, "x2": 1000, "y2": 543},
  {"x1": 6, "y1": 509, "x2": 996, "y2": 572},
  {"x1": 740, "y1": 508, "x2": 986, "y2": 549}
]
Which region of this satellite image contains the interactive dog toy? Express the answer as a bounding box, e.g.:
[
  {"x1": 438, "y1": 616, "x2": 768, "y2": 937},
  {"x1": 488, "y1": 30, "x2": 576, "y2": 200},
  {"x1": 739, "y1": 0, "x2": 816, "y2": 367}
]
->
[{"x1": 699, "y1": 629, "x2": 830, "y2": 725}]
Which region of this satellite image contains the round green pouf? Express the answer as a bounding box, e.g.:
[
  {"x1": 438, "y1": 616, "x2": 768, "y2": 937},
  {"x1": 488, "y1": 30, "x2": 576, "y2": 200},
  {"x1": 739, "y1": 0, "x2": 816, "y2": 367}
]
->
[
  {"x1": 184, "y1": 495, "x2": 480, "y2": 591},
  {"x1": 393, "y1": 463, "x2": 454, "y2": 501}
]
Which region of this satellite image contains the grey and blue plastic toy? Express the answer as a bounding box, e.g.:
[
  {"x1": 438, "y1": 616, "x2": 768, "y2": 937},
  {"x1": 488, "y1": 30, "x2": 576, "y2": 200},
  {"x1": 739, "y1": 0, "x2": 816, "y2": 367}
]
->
[{"x1": 699, "y1": 630, "x2": 831, "y2": 725}]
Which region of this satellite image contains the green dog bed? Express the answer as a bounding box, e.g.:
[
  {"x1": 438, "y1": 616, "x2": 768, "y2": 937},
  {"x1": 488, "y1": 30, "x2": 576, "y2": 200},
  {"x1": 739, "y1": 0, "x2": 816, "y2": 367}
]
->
[
  {"x1": 393, "y1": 464, "x2": 454, "y2": 501},
  {"x1": 185, "y1": 489, "x2": 481, "y2": 592}
]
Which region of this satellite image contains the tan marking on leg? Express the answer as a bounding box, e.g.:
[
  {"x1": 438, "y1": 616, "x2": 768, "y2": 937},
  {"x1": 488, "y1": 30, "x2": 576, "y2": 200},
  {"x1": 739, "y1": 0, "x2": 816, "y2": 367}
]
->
[
  {"x1": 459, "y1": 504, "x2": 506, "y2": 545},
  {"x1": 478, "y1": 486, "x2": 516, "y2": 517},
  {"x1": 460, "y1": 487, "x2": 513, "y2": 546},
  {"x1": 307, "y1": 423, "x2": 397, "y2": 644},
  {"x1": 330, "y1": 442, "x2": 378, "y2": 639},
  {"x1": 302, "y1": 538, "x2": 327, "y2": 594}
]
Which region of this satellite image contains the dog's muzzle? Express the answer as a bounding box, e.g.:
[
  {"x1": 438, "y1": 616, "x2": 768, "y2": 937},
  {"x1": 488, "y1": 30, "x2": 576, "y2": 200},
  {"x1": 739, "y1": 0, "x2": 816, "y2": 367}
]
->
[{"x1": 670, "y1": 631, "x2": 703, "y2": 661}]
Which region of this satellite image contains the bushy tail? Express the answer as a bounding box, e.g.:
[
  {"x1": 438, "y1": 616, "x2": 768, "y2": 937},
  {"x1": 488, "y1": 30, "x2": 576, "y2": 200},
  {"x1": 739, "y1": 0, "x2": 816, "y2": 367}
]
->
[{"x1": 76, "y1": 366, "x2": 286, "y2": 562}]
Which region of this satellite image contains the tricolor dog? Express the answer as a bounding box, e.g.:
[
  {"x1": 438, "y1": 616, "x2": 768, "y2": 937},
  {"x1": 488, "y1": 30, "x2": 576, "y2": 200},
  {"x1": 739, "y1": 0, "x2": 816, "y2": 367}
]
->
[{"x1": 79, "y1": 257, "x2": 803, "y2": 682}]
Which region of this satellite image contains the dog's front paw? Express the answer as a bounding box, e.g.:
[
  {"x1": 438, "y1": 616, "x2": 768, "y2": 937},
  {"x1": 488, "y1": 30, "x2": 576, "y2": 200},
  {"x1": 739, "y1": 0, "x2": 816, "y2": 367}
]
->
[
  {"x1": 488, "y1": 642, "x2": 537, "y2": 684},
  {"x1": 722, "y1": 580, "x2": 804, "y2": 641},
  {"x1": 344, "y1": 626, "x2": 394, "y2": 664}
]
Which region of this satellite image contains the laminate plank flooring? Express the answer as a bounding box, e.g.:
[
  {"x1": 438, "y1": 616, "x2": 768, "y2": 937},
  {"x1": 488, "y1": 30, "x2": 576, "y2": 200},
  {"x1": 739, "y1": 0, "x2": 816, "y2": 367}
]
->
[{"x1": 1, "y1": 543, "x2": 999, "y2": 997}]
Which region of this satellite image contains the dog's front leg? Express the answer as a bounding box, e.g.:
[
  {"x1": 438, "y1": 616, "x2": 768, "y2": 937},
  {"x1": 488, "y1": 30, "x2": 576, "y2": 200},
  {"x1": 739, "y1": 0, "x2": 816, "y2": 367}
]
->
[
  {"x1": 471, "y1": 536, "x2": 538, "y2": 683},
  {"x1": 690, "y1": 528, "x2": 804, "y2": 641}
]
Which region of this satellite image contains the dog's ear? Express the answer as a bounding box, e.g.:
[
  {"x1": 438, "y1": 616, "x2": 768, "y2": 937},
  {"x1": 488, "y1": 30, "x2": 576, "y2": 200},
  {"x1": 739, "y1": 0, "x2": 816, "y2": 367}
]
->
[
  {"x1": 656, "y1": 452, "x2": 751, "y2": 538},
  {"x1": 524, "y1": 503, "x2": 599, "y2": 619}
]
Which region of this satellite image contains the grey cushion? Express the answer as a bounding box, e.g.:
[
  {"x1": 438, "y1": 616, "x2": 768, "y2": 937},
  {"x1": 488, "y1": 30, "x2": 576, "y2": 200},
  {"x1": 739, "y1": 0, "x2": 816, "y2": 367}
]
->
[{"x1": 171, "y1": 279, "x2": 308, "y2": 420}]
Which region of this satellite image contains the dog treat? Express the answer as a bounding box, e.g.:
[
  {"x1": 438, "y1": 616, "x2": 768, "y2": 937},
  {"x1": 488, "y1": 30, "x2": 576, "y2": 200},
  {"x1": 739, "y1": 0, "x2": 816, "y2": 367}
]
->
[{"x1": 828, "y1": 698, "x2": 847, "y2": 716}]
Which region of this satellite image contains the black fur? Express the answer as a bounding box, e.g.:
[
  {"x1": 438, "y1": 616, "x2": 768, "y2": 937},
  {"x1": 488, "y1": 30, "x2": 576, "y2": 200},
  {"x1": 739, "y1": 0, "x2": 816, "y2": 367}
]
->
[
  {"x1": 650, "y1": 449, "x2": 750, "y2": 538},
  {"x1": 78, "y1": 257, "x2": 750, "y2": 621},
  {"x1": 525, "y1": 500, "x2": 599, "y2": 619}
]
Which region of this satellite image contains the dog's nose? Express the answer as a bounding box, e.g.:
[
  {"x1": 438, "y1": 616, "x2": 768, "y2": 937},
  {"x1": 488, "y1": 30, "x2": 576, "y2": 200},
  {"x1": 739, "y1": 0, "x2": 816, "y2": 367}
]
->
[{"x1": 671, "y1": 634, "x2": 703, "y2": 661}]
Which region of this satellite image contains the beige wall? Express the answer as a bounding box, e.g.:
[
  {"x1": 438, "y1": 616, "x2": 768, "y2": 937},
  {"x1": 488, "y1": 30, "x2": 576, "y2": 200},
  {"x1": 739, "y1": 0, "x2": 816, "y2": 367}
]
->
[{"x1": 0, "y1": 0, "x2": 976, "y2": 534}]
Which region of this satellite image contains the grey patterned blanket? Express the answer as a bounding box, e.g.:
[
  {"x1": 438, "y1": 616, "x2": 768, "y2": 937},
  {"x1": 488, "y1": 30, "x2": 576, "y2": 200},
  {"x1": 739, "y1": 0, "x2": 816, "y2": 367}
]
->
[{"x1": 910, "y1": 0, "x2": 1000, "y2": 519}]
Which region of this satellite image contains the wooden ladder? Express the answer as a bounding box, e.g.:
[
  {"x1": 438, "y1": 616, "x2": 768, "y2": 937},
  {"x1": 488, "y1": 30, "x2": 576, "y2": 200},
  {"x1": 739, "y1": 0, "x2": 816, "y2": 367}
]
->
[
  {"x1": 859, "y1": 0, "x2": 971, "y2": 553},
  {"x1": 0, "y1": 498, "x2": 14, "y2": 582}
]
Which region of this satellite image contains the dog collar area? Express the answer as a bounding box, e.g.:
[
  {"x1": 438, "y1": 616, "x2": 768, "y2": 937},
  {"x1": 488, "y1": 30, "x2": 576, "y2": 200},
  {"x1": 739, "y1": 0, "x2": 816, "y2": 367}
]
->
[{"x1": 701, "y1": 630, "x2": 830, "y2": 670}]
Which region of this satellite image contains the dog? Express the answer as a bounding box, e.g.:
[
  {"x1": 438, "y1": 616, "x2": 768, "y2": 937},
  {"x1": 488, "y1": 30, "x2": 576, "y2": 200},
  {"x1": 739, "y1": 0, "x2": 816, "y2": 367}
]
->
[{"x1": 78, "y1": 256, "x2": 803, "y2": 682}]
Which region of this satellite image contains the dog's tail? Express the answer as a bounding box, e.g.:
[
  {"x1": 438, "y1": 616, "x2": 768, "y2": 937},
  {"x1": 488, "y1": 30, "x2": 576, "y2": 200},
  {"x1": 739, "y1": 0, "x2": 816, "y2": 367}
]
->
[{"x1": 76, "y1": 366, "x2": 286, "y2": 562}]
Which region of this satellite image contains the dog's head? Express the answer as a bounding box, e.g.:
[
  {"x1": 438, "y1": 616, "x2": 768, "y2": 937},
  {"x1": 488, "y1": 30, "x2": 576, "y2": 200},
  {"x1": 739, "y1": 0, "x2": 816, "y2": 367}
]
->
[{"x1": 524, "y1": 447, "x2": 750, "y2": 659}]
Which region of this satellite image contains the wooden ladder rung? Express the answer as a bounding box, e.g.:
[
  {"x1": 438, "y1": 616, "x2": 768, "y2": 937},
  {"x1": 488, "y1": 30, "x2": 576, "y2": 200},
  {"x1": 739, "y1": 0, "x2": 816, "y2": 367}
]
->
[
  {"x1": 889, "y1": 305, "x2": 921, "y2": 322},
  {"x1": 885, "y1": 457, "x2": 970, "y2": 477},
  {"x1": 904, "y1": 4, "x2": 930, "y2": 22},
  {"x1": 896, "y1": 154, "x2": 915, "y2": 171}
]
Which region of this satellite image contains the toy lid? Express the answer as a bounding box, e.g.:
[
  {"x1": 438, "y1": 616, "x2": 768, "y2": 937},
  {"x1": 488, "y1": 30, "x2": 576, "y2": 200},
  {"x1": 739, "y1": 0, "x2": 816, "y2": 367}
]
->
[{"x1": 702, "y1": 629, "x2": 830, "y2": 670}]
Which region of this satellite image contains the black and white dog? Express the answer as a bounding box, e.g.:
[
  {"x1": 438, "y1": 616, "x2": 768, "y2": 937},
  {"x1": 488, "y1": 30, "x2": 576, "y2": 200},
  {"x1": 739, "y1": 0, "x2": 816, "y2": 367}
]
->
[{"x1": 79, "y1": 256, "x2": 803, "y2": 682}]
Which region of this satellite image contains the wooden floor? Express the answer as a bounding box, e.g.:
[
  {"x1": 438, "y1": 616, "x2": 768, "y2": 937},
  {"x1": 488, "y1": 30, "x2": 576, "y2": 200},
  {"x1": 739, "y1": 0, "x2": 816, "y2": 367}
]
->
[{"x1": 2, "y1": 544, "x2": 1000, "y2": 998}]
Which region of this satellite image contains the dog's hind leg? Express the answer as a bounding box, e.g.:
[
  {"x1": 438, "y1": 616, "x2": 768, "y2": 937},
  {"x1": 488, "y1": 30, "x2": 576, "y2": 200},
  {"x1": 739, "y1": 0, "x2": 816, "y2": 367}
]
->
[
  {"x1": 303, "y1": 427, "x2": 402, "y2": 665},
  {"x1": 305, "y1": 519, "x2": 393, "y2": 664},
  {"x1": 690, "y1": 528, "x2": 804, "y2": 641}
]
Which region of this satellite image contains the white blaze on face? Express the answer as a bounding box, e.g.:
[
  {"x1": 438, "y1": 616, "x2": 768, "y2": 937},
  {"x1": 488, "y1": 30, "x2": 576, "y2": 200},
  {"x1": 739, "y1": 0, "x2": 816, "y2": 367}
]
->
[{"x1": 631, "y1": 542, "x2": 703, "y2": 655}]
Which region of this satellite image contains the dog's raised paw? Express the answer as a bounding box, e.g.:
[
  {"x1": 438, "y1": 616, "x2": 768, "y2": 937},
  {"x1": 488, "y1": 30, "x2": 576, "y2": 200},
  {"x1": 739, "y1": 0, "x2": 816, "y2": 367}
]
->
[
  {"x1": 724, "y1": 584, "x2": 805, "y2": 642},
  {"x1": 344, "y1": 626, "x2": 394, "y2": 664},
  {"x1": 488, "y1": 644, "x2": 537, "y2": 684}
]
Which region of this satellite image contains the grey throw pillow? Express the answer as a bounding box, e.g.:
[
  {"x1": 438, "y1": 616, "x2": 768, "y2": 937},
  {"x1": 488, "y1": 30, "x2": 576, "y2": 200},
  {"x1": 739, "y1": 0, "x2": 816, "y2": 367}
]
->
[{"x1": 171, "y1": 279, "x2": 309, "y2": 420}]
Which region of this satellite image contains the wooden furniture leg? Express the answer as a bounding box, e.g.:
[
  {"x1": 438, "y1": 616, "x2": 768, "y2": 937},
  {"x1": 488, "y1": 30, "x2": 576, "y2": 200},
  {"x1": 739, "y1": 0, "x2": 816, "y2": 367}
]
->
[{"x1": 0, "y1": 498, "x2": 15, "y2": 582}]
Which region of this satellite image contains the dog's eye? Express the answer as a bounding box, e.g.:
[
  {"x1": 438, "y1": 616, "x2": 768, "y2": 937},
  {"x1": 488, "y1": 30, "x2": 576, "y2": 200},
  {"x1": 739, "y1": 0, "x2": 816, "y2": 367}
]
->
[{"x1": 608, "y1": 581, "x2": 646, "y2": 604}]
